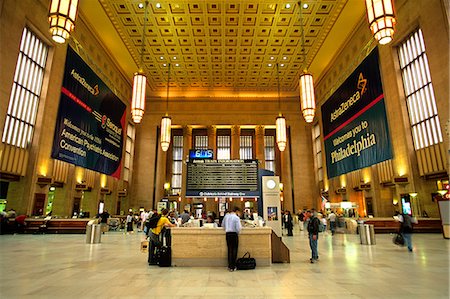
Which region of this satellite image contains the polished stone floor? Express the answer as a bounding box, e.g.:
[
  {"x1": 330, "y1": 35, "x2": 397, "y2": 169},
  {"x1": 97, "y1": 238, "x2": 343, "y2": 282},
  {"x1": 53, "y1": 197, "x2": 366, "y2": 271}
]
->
[{"x1": 0, "y1": 228, "x2": 448, "y2": 299}]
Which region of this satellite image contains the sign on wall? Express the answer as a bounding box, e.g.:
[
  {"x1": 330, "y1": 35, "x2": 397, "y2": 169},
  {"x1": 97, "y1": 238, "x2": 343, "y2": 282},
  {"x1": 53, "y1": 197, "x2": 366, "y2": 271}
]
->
[
  {"x1": 51, "y1": 47, "x2": 126, "y2": 178},
  {"x1": 321, "y1": 49, "x2": 392, "y2": 179}
]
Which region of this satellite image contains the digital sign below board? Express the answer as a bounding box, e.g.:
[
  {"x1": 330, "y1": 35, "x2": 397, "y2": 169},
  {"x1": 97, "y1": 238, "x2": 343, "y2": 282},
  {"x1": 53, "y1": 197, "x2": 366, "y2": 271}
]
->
[{"x1": 186, "y1": 160, "x2": 259, "y2": 197}]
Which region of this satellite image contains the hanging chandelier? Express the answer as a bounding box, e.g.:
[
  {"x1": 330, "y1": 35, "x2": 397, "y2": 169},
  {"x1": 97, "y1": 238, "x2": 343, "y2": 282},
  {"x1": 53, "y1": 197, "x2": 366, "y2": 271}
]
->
[
  {"x1": 299, "y1": 70, "x2": 316, "y2": 123},
  {"x1": 365, "y1": 0, "x2": 396, "y2": 45},
  {"x1": 131, "y1": 1, "x2": 149, "y2": 124},
  {"x1": 298, "y1": 1, "x2": 315, "y2": 123},
  {"x1": 160, "y1": 64, "x2": 172, "y2": 152},
  {"x1": 275, "y1": 64, "x2": 287, "y2": 152},
  {"x1": 131, "y1": 71, "x2": 146, "y2": 123},
  {"x1": 48, "y1": 0, "x2": 79, "y2": 44}
]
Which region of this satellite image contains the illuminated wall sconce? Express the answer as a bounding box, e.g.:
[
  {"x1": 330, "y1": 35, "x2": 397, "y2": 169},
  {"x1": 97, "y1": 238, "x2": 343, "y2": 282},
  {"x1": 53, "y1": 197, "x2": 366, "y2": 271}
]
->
[
  {"x1": 75, "y1": 183, "x2": 88, "y2": 191},
  {"x1": 37, "y1": 176, "x2": 53, "y2": 187},
  {"x1": 229, "y1": 197, "x2": 233, "y2": 202},
  {"x1": 392, "y1": 198, "x2": 399, "y2": 205},
  {"x1": 178, "y1": 196, "x2": 182, "y2": 202},
  {"x1": 118, "y1": 189, "x2": 127, "y2": 197},
  {"x1": 336, "y1": 187, "x2": 347, "y2": 194},
  {"x1": 409, "y1": 192, "x2": 418, "y2": 198},
  {"x1": 214, "y1": 197, "x2": 218, "y2": 202},
  {"x1": 203, "y1": 197, "x2": 207, "y2": 202},
  {"x1": 394, "y1": 176, "x2": 409, "y2": 185},
  {"x1": 359, "y1": 183, "x2": 372, "y2": 190},
  {"x1": 100, "y1": 188, "x2": 111, "y2": 195}
]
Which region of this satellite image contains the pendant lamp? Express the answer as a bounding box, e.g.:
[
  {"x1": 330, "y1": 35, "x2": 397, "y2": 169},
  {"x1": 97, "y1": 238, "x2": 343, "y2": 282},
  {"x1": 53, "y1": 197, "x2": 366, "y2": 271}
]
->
[
  {"x1": 160, "y1": 64, "x2": 172, "y2": 152},
  {"x1": 131, "y1": 1, "x2": 149, "y2": 124},
  {"x1": 365, "y1": 0, "x2": 396, "y2": 45},
  {"x1": 299, "y1": 70, "x2": 316, "y2": 123},
  {"x1": 48, "y1": 0, "x2": 79, "y2": 44},
  {"x1": 298, "y1": 1, "x2": 316, "y2": 123},
  {"x1": 275, "y1": 64, "x2": 287, "y2": 152}
]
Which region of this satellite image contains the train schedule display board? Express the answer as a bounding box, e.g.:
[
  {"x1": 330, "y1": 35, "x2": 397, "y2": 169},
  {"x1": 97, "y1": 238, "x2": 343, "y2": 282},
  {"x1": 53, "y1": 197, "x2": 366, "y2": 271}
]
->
[
  {"x1": 321, "y1": 49, "x2": 392, "y2": 179},
  {"x1": 51, "y1": 47, "x2": 126, "y2": 178},
  {"x1": 186, "y1": 160, "x2": 258, "y2": 197}
]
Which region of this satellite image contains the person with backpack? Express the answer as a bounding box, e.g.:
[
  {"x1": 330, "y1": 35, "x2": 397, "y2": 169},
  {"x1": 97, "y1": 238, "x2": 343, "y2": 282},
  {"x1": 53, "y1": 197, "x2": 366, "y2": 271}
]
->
[
  {"x1": 147, "y1": 209, "x2": 176, "y2": 265},
  {"x1": 396, "y1": 213, "x2": 418, "y2": 252},
  {"x1": 306, "y1": 209, "x2": 320, "y2": 263}
]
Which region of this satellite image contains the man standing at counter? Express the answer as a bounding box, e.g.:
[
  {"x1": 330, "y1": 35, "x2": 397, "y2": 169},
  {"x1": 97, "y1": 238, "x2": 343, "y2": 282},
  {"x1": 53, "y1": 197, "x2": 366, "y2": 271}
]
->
[{"x1": 222, "y1": 207, "x2": 242, "y2": 272}]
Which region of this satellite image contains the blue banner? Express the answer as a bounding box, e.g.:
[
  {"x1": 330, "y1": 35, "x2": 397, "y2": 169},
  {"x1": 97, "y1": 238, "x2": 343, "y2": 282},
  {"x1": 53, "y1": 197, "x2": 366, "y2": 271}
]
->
[
  {"x1": 321, "y1": 49, "x2": 392, "y2": 179},
  {"x1": 51, "y1": 47, "x2": 126, "y2": 178}
]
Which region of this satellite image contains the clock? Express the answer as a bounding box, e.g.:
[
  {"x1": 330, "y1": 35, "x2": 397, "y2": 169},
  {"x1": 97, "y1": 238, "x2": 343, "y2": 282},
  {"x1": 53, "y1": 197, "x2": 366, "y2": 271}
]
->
[{"x1": 266, "y1": 179, "x2": 276, "y2": 190}]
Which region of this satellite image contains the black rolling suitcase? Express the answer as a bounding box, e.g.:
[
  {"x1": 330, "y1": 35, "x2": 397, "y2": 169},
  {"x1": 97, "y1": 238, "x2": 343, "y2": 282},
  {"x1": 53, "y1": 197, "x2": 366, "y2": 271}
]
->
[{"x1": 157, "y1": 230, "x2": 171, "y2": 267}]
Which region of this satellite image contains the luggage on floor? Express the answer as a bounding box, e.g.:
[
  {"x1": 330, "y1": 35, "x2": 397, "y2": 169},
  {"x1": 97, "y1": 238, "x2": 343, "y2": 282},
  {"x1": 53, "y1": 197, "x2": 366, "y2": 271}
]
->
[
  {"x1": 157, "y1": 245, "x2": 172, "y2": 267},
  {"x1": 393, "y1": 233, "x2": 405, "y2": 246},
  {"x1": 157, "y1": 229, "x2": 171, "y2": 267},
  {"x1": 236, "y1": 252, "x2": 256, "y2": 270}
]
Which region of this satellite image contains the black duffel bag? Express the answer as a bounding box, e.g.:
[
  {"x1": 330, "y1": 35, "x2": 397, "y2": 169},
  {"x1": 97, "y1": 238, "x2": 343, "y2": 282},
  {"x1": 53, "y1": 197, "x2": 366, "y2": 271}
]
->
[{"x1": 236, "y1": 252, "x2": 256, "y2": 270}]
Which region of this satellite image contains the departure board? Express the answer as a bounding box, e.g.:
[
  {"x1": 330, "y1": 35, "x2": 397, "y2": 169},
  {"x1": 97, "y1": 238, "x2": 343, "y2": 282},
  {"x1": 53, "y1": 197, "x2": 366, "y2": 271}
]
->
[{"x1": 186, "y1": 160, "x2": 258, "y2": 196}]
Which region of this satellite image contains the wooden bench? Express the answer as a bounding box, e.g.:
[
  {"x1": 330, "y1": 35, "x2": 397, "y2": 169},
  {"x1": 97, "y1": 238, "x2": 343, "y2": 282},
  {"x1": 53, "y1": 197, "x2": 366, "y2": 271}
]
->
[
  {"x1": 25, "y1": 218, "x2": 91, "y2": 234},
  {"x1": 363, "y1": 218, "x2": 442, "y2": 234}
]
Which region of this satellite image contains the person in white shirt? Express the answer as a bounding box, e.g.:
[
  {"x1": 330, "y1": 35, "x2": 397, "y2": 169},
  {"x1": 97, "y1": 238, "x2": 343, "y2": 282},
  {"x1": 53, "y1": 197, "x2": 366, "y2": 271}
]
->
[
  {"x1": 328, "y1": 211, "x2": 337, "y2": 235},
  {"x1": 222, "y1": 207, "x2": 242, "y2": 271}
]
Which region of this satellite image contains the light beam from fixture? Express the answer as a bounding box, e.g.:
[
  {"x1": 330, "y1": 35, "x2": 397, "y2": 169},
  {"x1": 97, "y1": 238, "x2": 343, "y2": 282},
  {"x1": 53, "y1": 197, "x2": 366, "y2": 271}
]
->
[
  {"x1": 275, "y1": 64, "x2": 287, "y2": 152},
  {"x1": 298, "y1": 1, "x2": 316, "y2": 123},
  {"x1": 131, "y1": 1, "x2": 149, "y2": 124},
  {"x1": 160, "y1": 63, "x2": 172, "y2": 152}
]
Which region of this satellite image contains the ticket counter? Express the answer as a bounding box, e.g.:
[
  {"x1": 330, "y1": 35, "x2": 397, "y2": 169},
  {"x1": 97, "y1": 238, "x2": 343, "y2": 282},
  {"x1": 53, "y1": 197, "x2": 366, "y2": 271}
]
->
[{"x1": 171, "y1": 227, "x2": 272, "y2": 267}]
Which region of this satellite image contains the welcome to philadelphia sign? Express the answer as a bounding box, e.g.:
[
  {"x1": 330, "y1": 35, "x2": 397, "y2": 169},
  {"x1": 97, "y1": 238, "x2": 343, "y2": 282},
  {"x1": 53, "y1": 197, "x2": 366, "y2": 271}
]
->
[{"x1": 321, "y1": 48, "x2": 392, "y2": 179}]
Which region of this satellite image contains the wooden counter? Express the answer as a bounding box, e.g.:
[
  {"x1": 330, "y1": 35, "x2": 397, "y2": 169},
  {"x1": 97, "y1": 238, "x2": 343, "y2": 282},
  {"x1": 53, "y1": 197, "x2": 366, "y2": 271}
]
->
[{"x1": 171, "y1": 227, "x2": 272, "y2": 267}]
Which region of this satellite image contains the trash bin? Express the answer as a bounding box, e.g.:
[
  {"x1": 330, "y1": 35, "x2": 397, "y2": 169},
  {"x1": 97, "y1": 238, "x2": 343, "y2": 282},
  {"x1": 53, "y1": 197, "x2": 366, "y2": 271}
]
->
[
  {"x1": 86, "y1": 222, "x2": 102, "y2": 244},
  {"x1": 359, "y1": 224, "x2": 376, "y2": 245}
]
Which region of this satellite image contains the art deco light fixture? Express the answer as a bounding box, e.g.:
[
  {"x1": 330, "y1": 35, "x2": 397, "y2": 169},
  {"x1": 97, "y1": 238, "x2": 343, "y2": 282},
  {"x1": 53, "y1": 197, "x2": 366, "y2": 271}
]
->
[
  {"x1": 298, "y1": 1, "x2": 316, "y2": 123},
  {"x1": 275, "y1": 64, "x2": 287, "y2": 152},
  {"x1": 365, "y1": 0, "x2": 397, "y2": 45},
  {"x1": 48, "y1": 0, "x2": 79, "y2": 44},
  {"x1": 131, "y1": 1, "x2": 149, "y2": 124},
  {"x1": 160, "y1": 64, "x2": 172, "y2": 152}
]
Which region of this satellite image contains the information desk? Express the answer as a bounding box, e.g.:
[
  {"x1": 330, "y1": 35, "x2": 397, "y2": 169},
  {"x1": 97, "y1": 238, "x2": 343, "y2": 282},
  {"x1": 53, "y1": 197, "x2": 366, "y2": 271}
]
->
[{"x1": 171, "y1": 227, "x2": 272, "y2": 267}]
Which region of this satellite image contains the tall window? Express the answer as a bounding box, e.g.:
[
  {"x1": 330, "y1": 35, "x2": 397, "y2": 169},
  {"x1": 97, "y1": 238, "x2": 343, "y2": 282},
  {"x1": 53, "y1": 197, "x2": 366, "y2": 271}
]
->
[
  {"x1": 264, "y1": 135, "x2": 276, "y2": 172},
  {"x1": 194, "y1": 135, "x2": 208, "y2": 149},
  {"x1": 2, "y1": 28, "x2": 49, "y2": 148},
  {"x1": 171, "y1": 135, "x2": 183, "y2": 195},
  {"x1": 123, "y1": 123, "x2": 135, "y2": 182},
  {"x1": 313, "y1": 123, "x2": 323, "y2": 181},
  {"x1": 240, "y1": 136, "x2": 253, "y2": 159},
  {"x1": 398, "y1": 28, "x2": 443, "y2": 150},
  {"x1": 217, "y1": 135, "x2": 231, "y2": 160}
]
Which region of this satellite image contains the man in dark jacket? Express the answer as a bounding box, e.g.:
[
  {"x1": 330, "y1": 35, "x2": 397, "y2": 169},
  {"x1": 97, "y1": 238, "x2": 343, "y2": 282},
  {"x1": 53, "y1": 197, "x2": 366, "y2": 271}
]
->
[{"x1": 307, "y1": 209, "x2": 320, "y2": 263}]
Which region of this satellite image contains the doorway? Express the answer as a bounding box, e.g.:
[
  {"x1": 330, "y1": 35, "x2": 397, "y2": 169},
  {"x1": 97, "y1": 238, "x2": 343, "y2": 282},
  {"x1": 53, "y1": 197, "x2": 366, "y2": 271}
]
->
[{"x1": 32, "y1": 193, "x2": 46, "y2": 216}]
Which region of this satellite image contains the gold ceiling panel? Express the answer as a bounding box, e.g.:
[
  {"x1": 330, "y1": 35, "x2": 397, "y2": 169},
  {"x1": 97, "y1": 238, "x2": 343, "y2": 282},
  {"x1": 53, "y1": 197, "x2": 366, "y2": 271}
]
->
[{"x1": 97, "y1": 0, "x2": 351, "y2": 93}]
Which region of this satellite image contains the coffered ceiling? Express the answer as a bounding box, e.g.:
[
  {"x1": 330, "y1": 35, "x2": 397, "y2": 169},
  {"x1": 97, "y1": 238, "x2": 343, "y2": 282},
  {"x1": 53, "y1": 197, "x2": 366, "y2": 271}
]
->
[{"x1": 80, "y1": 0, "x2": 365, "y2": 98}]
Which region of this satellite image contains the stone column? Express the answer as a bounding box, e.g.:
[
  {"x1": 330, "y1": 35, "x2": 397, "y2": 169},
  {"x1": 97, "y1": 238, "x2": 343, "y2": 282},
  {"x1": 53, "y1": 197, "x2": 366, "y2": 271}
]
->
[
  {"x1": 181, "y1": 126, "x2": 192, "y2": 200},
  {"x1": 255, "y1": 125, "x2": 265, "y2": 168},
  {"x1": 155, "y1": 130, "x2": 167, "y2": 207},
  {"x1": 231, "y1": 125, "x2": 240, "y2": 159},
  {"x1": 207, "y1": 125, "x2": 216, "y2": 152}
]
